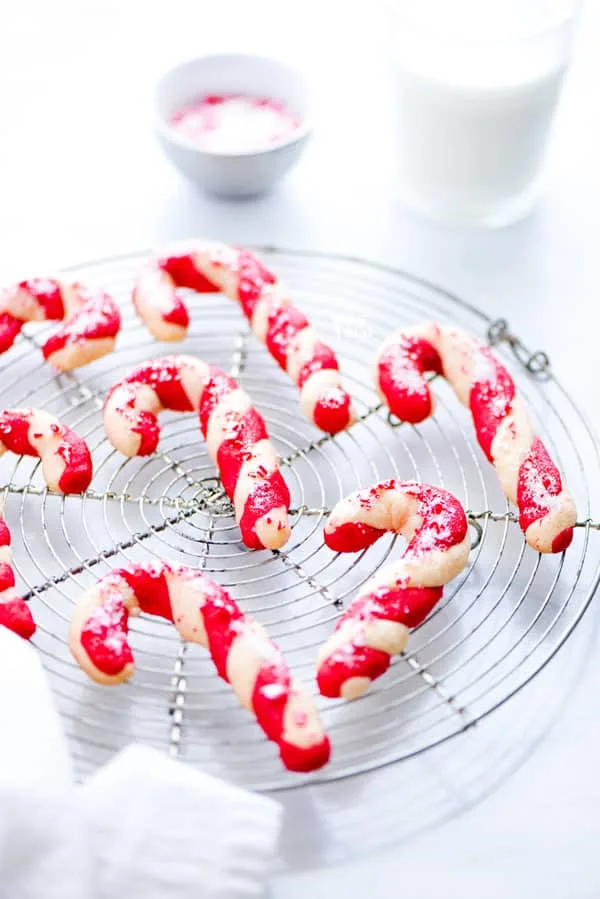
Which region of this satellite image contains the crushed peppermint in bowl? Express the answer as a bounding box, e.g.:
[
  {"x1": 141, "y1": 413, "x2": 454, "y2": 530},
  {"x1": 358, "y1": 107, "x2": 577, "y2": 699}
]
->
[
  {"x1": 154, "y1": 53, "x2": 313, "y2": 197},
  {"x1": 170, "y1": 94, "x2": 301, "y2": 155}
]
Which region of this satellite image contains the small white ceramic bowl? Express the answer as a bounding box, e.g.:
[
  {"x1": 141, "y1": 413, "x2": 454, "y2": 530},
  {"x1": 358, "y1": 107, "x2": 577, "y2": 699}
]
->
[{"x1": 154, "y1": 53, "x2": 313, "y2": 198}]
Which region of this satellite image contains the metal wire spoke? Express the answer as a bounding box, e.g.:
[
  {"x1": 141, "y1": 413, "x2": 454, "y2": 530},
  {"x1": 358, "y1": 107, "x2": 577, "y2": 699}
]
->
[
  {"x1": 168, "y1": 328, "x2": 249, "y2": 759},
  {"x1": 273, "y1": 546, "x2": 343, "y2": 609},
  {"x1": 168, "y1": 516, "x2": 215, "y2": 759},
  {"x1": 280, "y1": 401, "x2": 383, "y2": 466},
  {"x1": 402, "y1": 651, "x2": 472, "y2": 726},
  {"x1": 0, "y1": 247, "x2": 598, "y2": 796},
  {"x1": 20, "y1": 505, "x2": 203, "y2": 601}
]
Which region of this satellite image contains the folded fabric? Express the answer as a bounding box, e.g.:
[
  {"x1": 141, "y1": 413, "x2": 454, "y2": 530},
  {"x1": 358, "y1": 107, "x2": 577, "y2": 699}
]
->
[
  {"x1": 0, "y1": 628, "x2": 92, "y2": 899},
  {"x1": 80, "y1": 744, "x2": 283, "y2": 899}
]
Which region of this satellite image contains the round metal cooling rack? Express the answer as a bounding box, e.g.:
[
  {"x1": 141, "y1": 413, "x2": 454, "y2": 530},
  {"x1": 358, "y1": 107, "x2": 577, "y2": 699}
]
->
[{"x1": 1, "y1": 248, "x2": 600, "y2": 794}]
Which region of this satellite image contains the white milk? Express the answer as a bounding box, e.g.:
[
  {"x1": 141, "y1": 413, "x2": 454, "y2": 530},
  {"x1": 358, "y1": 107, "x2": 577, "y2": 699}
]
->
[{"x1": 388, "y1": 0, "x2": 579, "y2": 225}]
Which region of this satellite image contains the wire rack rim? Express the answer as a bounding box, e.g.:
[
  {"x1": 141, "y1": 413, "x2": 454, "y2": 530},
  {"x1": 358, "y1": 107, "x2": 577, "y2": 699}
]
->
[{"x1": 5, "y1": 245, "x2": 600, "y2": 794}]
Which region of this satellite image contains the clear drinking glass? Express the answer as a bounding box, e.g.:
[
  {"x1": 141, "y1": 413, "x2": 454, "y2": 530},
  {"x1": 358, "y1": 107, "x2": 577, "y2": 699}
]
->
[{"x1": 387, "y1": 0, "x2": 582, "y2": 227}]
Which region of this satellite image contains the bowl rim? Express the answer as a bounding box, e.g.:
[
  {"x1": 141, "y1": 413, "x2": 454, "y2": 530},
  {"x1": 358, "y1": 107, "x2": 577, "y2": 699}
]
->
[{"x1": 153, "y1": 51, "x2": 314, "y2": 159}]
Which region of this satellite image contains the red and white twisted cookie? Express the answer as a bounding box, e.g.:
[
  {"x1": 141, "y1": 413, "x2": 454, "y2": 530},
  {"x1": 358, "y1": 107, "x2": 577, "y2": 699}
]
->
[
  {"x1": 132, "y1": 241, "x2": 354, "y2": 434},
  {"x1": 69, "y1": 561, "x2": 331, "y2": 772},
  {"x1": 0, "y1": 277, "x2": 120, "y2": 370},
  {"x1": 317, "y1": 480, "x2": 471, "y2": 700},
  {"x1": 376, "y1": 323, "x2": 576, "y2": 554},
  {"x1": 104, "y1": 355, "x2": 290, "y2": 550},
  {"x1": 0, "y1": 411, "x2": 92, "y2": 639},
  {"x1": 0, "y1": 502, "x2": 35, "y2": 639},
  {"x1": 0, "y1": 408, "x2": 93, "y2": 493}
]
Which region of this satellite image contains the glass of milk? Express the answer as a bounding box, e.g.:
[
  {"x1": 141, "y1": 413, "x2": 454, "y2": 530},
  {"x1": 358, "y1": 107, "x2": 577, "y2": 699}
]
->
[{"x1": 387, "y1": 0, "x2": 581, "y2": 227}]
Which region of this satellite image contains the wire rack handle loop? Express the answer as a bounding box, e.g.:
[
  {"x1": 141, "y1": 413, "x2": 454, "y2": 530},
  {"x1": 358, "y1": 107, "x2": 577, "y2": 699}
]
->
[{"x1": 486, "y1": 318, "x2": 551, "y2": 378}]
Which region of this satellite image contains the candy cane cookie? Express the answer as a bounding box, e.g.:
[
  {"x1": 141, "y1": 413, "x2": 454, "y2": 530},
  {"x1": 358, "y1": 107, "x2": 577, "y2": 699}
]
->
[
  {"x1": 132, "y1": 241, "x2": 354, "y2": 434},
  {"x1": 0, "y1": 408, "x2": 93, "y2": 493},
  {"x1": 0, "y1": 277, "x2": 120, "y2": 370},
  {"x1": 104, "y1": 355, "x2": 290, "y2": 550},
  {"x1": 69, "y1": 561, "x2": 331, "y2": 772},
  {"x1": 375, "y1": 323, "x2": 576, "y2": 554},
  {"x1": 0, "y1": 503, "x2": 35, "y2": 639},
  {"x1": 317, "y1": 480, "x2": 470, "y2": 700}
]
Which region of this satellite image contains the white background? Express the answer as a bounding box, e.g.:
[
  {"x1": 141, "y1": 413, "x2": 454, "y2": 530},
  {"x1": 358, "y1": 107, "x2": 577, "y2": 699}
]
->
[{"x1": 1, "y1": 1, "x2": 599, "y2": 895}]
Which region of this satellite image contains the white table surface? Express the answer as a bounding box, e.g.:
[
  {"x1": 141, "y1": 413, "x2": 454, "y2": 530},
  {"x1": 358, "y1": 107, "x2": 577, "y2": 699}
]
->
[{"x1": 2, "y1": 1, "x2": 599, "y2": 895}]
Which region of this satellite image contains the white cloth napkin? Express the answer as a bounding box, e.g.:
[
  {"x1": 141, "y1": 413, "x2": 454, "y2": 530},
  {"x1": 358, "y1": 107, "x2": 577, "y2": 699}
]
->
[
  {"x1": 80, "y1": 744, "x2": 282, "y2": 899},
  {"x1": 0, "y1": 628, "x2": 92, "y2": 899}
]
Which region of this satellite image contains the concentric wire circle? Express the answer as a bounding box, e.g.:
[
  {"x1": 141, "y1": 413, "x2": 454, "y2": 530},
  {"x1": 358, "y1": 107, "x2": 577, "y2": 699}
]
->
[{"x1": 1, "y1": 248, "x2": 599, "y2": 793}]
